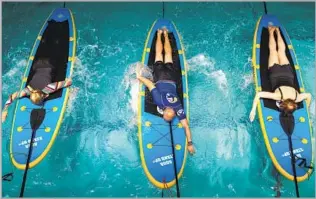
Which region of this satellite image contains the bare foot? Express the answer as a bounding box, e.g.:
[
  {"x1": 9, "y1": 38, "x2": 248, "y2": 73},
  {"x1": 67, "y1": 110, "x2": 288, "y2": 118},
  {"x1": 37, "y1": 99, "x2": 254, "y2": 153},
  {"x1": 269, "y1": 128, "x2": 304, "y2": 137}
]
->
[
  {"x1": 157, "y1": 29, "x2": 163, "y2": 35},
  {"x1": 275, "y1": 27, "x2": 281, "y2": 35},
  {"x1": 268, "y1": 26, "x2": 276, "y2": 34},
  {"x1": 162, "y1": 27, "x2": 168, "y2": 36}
]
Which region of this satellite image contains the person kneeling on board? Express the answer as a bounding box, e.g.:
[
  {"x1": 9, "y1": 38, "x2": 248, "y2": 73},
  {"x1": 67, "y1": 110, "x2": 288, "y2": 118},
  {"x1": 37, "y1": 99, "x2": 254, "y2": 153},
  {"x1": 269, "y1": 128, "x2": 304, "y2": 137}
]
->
[
  {"x1": 2, "y1": 58, "x2": 72, "y2": 123},
  {"x1": 249, "y1": 26, "x2": 312, "y2": 122},
  {"x1": 137, "y1": 29, "x2": 195, "y2": 155}
]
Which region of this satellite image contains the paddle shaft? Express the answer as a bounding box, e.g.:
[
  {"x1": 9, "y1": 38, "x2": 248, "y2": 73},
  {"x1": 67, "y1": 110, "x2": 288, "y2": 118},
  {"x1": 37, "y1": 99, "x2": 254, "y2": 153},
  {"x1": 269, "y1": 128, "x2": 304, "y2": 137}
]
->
[
  {"x1": 169, "y1": 122, "x2": 180, "y2": 198},
  {"x1": 19, "y1": 129, "x2": 37, "y2": 197},
  {"x1": 288, "y1": 136, "x2": 300, "y2": 198}
]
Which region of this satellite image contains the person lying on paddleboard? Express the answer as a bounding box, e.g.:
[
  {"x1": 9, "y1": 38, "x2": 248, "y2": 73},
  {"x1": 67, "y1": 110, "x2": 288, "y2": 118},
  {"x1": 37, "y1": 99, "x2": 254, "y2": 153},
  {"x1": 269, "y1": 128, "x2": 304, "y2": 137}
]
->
[
  {"x1": 2, "y1": 58, "x2": 72, "y2": 123},
  {"x1": 137, "y1": 29, "x2": 195, "y2": 155},
  {"x1": 249, "y1": 26, "x2": 312, "y2": 122}
]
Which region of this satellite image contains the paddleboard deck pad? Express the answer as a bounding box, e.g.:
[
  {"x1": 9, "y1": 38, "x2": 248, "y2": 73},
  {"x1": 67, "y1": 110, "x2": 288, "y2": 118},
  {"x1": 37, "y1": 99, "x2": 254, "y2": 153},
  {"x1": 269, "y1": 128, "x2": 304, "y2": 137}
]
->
[
  {"x1": 138, "y1": 19, "x2": 189, "y2": 189},
  {"x1": 10, "y1": 8, "x2": 76, "y2": 169},
  {"x1": 252, "y1": 15, "x2": 314, "y2": 182}
]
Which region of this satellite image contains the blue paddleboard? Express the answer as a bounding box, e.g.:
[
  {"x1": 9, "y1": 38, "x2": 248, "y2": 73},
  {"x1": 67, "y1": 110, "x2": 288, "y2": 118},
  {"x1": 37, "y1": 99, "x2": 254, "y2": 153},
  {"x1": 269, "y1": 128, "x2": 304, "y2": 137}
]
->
[
  {"x1": 252, "y1": 15, "x2": 314, "y2": 182},
  {"x1": 10, "y1": 8, "x2": 76, "y2": 169},
  {"x1": 138, "y1": 19, "x2": 189, "y2": 189}
]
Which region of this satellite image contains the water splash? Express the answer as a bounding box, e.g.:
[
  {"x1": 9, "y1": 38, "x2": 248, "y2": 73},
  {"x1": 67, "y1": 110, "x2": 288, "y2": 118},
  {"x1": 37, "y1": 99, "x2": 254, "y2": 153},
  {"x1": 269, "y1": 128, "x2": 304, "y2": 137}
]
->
[
  {"x1": 121, "y1": 62, "x2": 141, "y2": 125},
  {"x1": 241, "y1": 73, "x2": 254, "y2": 90},
  {"x1": 210, "y1": 70, "x2": 228, "y2": 96},
  {"x1": 105, "y1": 128, "x2": 138, "y2": 163},
  {"x1": 187, "y1": 53, "x2": 215, "y2": 73},
  {"x1": 187, "y1": 53, "x2": 228, "y2": 96},
  {"x1": 65, "y1": 86, "x2": 80, "y2": 114},
  {"x1": 310, "y1": 100, "x2": 315, "y2": 118},
  {"x1": 240, "y1": 57, "x2": 254, "y2": 90},
  {"x1": 2, "y1": 59, "x2": 28, "y2": 92}
]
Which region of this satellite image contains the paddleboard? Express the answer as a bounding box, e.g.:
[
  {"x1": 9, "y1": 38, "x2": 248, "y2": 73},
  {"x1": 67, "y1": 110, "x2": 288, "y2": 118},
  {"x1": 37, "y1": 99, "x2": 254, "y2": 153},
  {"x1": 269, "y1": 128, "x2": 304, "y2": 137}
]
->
[
  {"x1": 10, "y1": 8, "x2": 76, "y2": 169},
  {"x1": 252, "y1": 15, "x2": 313, "y2": 182},
  {"x1": 138, "y1": 19, "x2": 189, "y2": 189}
]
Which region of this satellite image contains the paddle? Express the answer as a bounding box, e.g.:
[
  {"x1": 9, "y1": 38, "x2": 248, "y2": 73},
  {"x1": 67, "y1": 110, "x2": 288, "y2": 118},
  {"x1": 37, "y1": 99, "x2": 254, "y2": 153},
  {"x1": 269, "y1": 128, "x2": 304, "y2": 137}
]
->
[
  {"x1": 169, "y1": 122, "x2": 180, "y2": 198},
  {"x1": 19, "y1": 108, "x2": 46, "y2": 197},
  {"x1": 279, "y1": 113, "x2": 299, "y2": 198}
]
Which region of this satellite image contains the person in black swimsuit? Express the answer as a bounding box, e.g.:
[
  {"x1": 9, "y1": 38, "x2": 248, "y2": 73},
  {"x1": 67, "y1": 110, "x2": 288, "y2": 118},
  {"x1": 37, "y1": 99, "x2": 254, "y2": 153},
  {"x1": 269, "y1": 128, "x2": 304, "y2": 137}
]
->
[
  {"x1": 2, "y1": 58, "x2": 72, "y2": 123},
  {"x1": 249, "y1": 26, "x2": 312, "y2": 121}
]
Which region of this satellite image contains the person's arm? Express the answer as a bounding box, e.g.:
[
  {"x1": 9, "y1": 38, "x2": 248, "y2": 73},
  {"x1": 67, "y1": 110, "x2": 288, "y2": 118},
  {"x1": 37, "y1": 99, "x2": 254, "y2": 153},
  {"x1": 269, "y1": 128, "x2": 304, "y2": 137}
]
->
[
  {"x1": 180, "y1": 118, "x2": 192, "y2": 142},
  {"x1": 180, "y1": 118, "x2": 195, "y2": 155},
  {"x1": 2, "y1": 88, "x2": 29, "y2": 122},
  {"x1": 42, "y1": 78, "x2": 72, "y2": 94},
  {"x1": 175, "y1": 106, "x2": 195, "y2": 154},
  {"x1": 249, "y1": 91, "x2": 279, "y2": 122},
  {"x1": 137, "y1": 76, "x2": 155, "y2": 91},
  {"x1": 296, "y1": 93, "x2": 312, "y2": 107}
]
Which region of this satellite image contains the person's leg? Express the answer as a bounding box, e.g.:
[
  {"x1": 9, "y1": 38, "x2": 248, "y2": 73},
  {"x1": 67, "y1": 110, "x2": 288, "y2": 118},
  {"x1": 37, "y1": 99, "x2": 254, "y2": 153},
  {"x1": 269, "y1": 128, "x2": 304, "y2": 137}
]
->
[
  {"x1": 163, "y1": 29, "x2": 173, "y2": 64},
  {"x1": 276, "y1": 27, "x2": 290, "y2": 65},
  {"x1": 268, "y1": 26, "x2": 279, "y2": 68},
  {"x1": 155, "y1": 29, "x2": 163, "y2": 63}
]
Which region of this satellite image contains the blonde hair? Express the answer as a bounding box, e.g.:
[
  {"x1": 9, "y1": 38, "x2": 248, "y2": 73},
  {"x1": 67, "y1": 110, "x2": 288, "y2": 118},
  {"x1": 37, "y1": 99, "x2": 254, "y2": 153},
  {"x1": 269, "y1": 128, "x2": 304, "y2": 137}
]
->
[
  {"x1": 163, "y1": 107, "x2": 176, "y2": 122},
  {"x1": 30, "y1": 90, "x2": 44, "y2": 105}
]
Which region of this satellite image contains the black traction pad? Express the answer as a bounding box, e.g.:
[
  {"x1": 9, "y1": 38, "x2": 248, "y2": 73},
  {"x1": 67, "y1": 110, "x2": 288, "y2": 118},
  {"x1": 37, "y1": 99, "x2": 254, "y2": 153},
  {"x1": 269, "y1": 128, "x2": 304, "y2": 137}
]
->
[{"x1": 26, "y1": 20, "x2": 69, "y2": 101}]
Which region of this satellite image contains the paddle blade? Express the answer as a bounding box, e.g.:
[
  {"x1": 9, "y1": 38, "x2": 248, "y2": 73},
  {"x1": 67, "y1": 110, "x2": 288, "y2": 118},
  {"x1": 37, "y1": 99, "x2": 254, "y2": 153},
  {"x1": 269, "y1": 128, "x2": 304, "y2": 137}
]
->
[
  {"x1": 279, "y1": 113, "x2": 295, "y2": 136},
  {"x1": 30, "y1": 109, "x2": 46, "y2": 131}
]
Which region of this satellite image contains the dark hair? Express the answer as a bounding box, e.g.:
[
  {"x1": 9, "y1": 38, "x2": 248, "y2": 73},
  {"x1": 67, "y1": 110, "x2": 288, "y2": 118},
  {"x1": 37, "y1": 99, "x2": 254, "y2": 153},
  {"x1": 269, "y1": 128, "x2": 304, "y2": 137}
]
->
[{"x1": 279, "y1": 99, "x2": 297, "y2": 115}]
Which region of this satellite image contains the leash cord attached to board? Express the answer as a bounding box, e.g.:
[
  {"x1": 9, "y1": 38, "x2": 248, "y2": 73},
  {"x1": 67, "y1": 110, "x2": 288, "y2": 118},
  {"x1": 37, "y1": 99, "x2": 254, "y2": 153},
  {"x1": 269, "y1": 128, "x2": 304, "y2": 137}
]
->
[
  {"x1": 162, "y1": 1, "x2": 165, "y2": 18},
  {"x1": 263, "y1": 2, "x2": 268, "y2": 14},
  {"x1": 169, "y1": 122, "x2": 180, "y2": 198}
]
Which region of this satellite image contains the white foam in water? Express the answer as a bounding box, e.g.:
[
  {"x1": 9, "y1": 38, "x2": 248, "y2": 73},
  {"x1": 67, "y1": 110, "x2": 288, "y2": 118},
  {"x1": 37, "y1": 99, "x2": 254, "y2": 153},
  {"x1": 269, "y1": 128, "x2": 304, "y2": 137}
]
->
[
  {"x1": 79, "y1": 126, "x2": 103, "y2": 159},
  {"x1": 66, "y1": 87, "x2": 80, "y2": 114},
  {"x1": 5, "y1": 67, "x2": 20, "y2": 78},
  {"x1": 244, "y1": 57, "x2": 252, "y2": 69},
  {"x1": 72, "y1": 56, "x2": 100, "y2": 100},
  {"x1": 215, "y1": 124, "x2": 250, "y2": 167},
  {"x1": 210, "y1": 70, "x2": 228, "y2": 97},
  {"x1": 192, "y1": 123, "x2": 250, "y2": 184},
  {"x1": 236, "y1": 124, "x2": 250, "y2": 158},
  {"x1": 187, "y1": 53, "x2": 215, "y2": 73},
  {"x1": 215, "y1": 127, "x2": 234, "y2": 160},
  {"x1": 240, "y1": 57, "x2": 254, "y2": 90},
  {"x1": 228, "y1": 184, "x2": 236, "y2": 194},
  {"x1": 121, "y1": 62, "x2": 143, "y2": 126},
  {"x1": 61, "y1": 57, "x2": 80, "y2": 115},
  {"x1": 241, "y1": 73, "x2": 254, "y2": 90},
  {"x1": 130, "y1": 81, "x2": 139, "y2": 115},
  {"x1": 105, "y1": 129, "x2": 138, "y2": 163},
  {"x1": 187, "y1": 54, "x2": 229, "y2": 96},
  {"x1": 2, "y1": 59, "x2": 27, "y2": 91},
  {"x1": 203, "y1": 124, "x2": 250, "y2": 187},
  {"x1": 310, "y1": 100, "x2": 315, "y2": 118}
]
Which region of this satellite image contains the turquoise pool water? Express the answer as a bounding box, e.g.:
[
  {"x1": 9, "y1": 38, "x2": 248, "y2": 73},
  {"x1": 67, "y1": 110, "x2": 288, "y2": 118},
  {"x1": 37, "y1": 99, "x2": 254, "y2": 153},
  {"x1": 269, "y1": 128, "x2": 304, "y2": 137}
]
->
[{"x1": 2, "y1": 2, "x2": 315, "y2": 197}]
